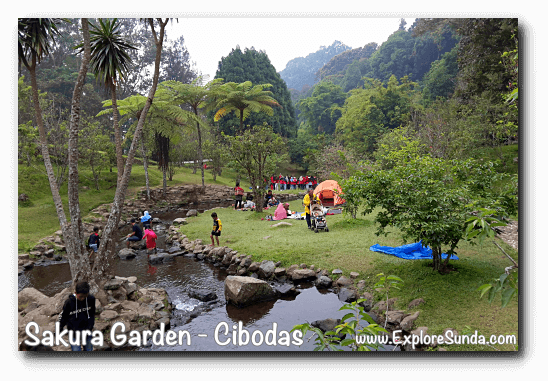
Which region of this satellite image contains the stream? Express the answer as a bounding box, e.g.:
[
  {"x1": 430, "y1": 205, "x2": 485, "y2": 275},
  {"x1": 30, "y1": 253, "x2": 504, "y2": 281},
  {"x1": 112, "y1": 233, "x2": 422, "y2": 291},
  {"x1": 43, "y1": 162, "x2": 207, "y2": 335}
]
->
[{"x1": 18, "y1": 209, "x2": 398, "y2": 351}]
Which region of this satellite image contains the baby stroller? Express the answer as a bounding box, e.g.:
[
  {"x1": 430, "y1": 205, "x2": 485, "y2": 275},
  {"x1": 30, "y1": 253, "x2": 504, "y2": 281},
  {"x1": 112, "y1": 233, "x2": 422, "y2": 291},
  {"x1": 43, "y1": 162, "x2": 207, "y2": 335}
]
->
[{"x1": 310, "y1": 203, "x2": 328, "y2": 233}]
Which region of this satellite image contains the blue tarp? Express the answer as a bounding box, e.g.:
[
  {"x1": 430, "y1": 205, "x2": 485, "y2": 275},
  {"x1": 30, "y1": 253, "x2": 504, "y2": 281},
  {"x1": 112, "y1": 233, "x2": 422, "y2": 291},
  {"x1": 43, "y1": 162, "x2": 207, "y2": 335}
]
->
[{"x1": 369, "y1": 241, "x2": 459, "y2": 260}]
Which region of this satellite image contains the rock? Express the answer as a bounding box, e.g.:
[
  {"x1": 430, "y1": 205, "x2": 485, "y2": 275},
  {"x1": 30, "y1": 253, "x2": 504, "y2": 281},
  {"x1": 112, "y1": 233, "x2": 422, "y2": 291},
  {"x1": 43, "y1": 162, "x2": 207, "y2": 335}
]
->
[
  {"x1": 105, "y1": 302, "x2": 124, "y2": 312},
  {"x1": 270, "y1": 222, "x2": 292, "y2": 227},
  {"x1": 273, "y1": 283, "x2": 299, "y2": 297},
  {"x1": 125, "y1": 283, "x2": 138, "y2": 295},
  {"x1": 337, "y1": 287, "x2": 358, "y2": 303},
  {"x1": 258, "y1": 261, "x2": 276, "y2": 279},
  {"x1": 438, "y1": 347, "x2": 447, "y2": 351},
  {"x1": 408, "y1": 298, "x2": 425, "y2": 309},
  {"x1": 189, "y1": 289, "x2": 218, "y2": 302},
  {"x1": 411, "y1": 326, "x2": 429, "y2": 337},
  {"x1": 299, "y1": 263, "x2": 307, "y2": 269},
  {"x1": 400, "y1": 311, "x2": 420, "y2": 331},
  {"x1": 274, "y1": 267, "x2": 286, "y2": 277},
  {"x1": 290, "y1": 269, "x2": 317, "y2": 281},
  {"x1": 310, "y1": 318, "x2": 344, "y2": 339},
  {"x1": 385, "y1": 310, "x2": 406, "y2": 325},
  {"x1": 224, "y1": 276, "x2": 277, "y2": 307},
  {"x1": 332, "y1": 269, "x2": 343, "y2": 275},
  {"x1": 248, "y1": 262, "x2": 260, "y2": 272},
  {"x1": 19, "y1": 254, "x2": 30, "y2": 261},
  {"x1": 53, "y1": 254, "x2": 63, "y2": 261},
  {"x1": 315, "y1": 276, "x2": 332, "y2": 289},
  {"x1": 443, "y1": 328, "x2": 459, "y2": 341},
  {"x1": 118, "y1": 248, "x2": 137, "y2": 260},
  {"x1": 150, "y1": 301, "x2": 165, "y2": 311},
  {"x1": 22, "y1": 261, "x2": 34, "y2": 270},
  {"x1": 186, "y1": 209, "x2": 198, "y2": 217},
  {"x1": 349, "y1": 272, "x2": 360, "y2": 279},
  {"x1": 336, "y1": 276, "x2": 353, "y2": 287},
  {"x1": 18, "y1": 288, "x2": 51, "y2": 311},
  {"x1": 156, "y1": 317, "x2": 171, "y2": 330},
  {"x1": 126, "y1": 276, "x2": 137, "y2": 283},
  {"x1": 104, "y1": 279, "x2": 124, "y2": 290},
  {"x1": 275, "y1": 261, "x2": 282, "y2": 267},
  {"x1": 173, "y1": 218, "x2": 187, "y2": 225},
  {"x1": 120, "y1": 300, "x2": 140, "y2": 312},
  {"x1": 137, "y1": 305, "x2": 155, "y2": 319},
  {"x1": 365, "y1": 311, "x2": 379, "y2": 324},
  {"x1": 356, "y1": 280, "x2": 366, "y2": 290},
  {"x1": 100, "y1": 310, "x2": 119, "y2": 321},
  {"x1": 18, "y1": 193, "x2": 29, "y2": 202}
]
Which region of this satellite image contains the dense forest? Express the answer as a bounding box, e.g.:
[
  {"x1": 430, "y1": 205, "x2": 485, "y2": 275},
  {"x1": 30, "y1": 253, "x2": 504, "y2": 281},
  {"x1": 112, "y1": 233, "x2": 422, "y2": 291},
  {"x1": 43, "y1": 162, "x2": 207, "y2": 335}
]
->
[
  {"x1": 283, "y1": 18, "x2": 517, "y2": 175},
  {"x1": 18, "y1": 17, "x2": 519, "y2": 191}
]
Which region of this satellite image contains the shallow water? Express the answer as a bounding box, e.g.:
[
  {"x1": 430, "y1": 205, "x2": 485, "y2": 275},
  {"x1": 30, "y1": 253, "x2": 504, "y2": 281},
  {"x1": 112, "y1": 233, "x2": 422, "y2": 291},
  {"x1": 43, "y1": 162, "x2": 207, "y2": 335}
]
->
[{"x1": 19, "y1": 212, "x2": 398, "y2": 351}]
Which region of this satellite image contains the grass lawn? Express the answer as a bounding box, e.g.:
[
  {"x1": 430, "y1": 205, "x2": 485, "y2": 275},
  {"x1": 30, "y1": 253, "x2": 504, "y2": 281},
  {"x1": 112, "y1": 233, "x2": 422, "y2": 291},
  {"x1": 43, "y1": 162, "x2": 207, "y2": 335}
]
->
[{"x1": 179, "y1": 202, "x2": 519, "y2": 351}]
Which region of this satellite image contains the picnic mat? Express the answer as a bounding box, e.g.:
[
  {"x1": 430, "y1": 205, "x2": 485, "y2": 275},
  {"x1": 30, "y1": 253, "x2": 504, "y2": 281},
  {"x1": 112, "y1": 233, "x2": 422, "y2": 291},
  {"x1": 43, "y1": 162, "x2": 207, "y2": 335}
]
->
[{"x1": 369, "y1": 241, "x2": 459, "y2": 260}]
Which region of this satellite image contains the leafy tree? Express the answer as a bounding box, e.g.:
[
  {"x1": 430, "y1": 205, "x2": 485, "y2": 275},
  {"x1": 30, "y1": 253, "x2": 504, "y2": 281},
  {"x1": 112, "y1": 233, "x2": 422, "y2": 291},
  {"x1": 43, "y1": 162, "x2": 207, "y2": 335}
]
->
[
  {"x1": 315, "y1": 42, "x2": 378, "y2": 81},
  {"x1": 421, "y1": 46, "x2": 459, "y2": 103},
  {"x1": 346, "y1": 156, "x2": 516, "y2": 273},
  {"x1": 213, "y1": 81, "x2": 281, "y2": 134},
  {"x1": 222, "y1": 124, "x2": 286, "y2": 212},
  {"x1": 336, "y1": 75, "x2": 418, "y2": 155},
  {"x1": 297, "y1": 81, "x2": 347, "y2": 135},
  {"x1": 85, "y1": 18, "x2": 137, "y2": 186},
  {"x1": 157, "y1": 77, "x2": 224, "y2": 189},
  {"x1": 214, "y1": 47, "x2": 296, "y2": 137},
  {"x1": 80, "y1": 121, "x2": 112, "y2": 190}
]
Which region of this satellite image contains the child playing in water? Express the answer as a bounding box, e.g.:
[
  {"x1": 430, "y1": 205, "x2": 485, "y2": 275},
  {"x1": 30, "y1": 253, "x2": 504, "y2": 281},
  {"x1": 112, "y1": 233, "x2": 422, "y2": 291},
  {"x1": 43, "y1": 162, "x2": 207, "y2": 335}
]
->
[
  {"x1": 210, "y1": 212, "x2": 222, "y2": 246},
  {"x1": 143, "y1": 226, "x2": 158, "y2": 256}
]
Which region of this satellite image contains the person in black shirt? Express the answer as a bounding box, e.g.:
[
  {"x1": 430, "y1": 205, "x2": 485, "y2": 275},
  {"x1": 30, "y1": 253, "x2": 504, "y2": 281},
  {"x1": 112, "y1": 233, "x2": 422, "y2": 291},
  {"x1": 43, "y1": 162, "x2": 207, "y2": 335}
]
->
[
  {"x1": 88, "y1": 226, "x2": 100, "y2": 254},
  {"x1": 126, "y1": 218, "x2": 143, "y2": 248},
  {"x1": 58, "y1": 281, "x2": 96, "y2": 351}
]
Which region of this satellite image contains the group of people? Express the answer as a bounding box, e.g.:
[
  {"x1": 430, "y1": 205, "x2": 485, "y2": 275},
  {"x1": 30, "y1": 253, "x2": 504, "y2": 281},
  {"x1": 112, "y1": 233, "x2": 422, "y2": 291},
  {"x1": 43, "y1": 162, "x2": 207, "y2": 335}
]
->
[
  {"x1": 269, "y1": 174, "x2": 318, "y2": 191},
  {"x1": 86, "y1": 211, "x2": 158, "y2": 257}
]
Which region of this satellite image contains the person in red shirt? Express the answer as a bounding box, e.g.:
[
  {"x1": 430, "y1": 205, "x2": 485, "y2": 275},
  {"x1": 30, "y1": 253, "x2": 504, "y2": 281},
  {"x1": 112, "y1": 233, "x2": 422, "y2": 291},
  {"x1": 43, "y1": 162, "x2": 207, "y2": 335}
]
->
[
  {"x1": 234, "y1": 182, "x2": 244, "y2": 209},
  {"x1": 143, "y1": 227, "x2": 157, "y2": 256}
]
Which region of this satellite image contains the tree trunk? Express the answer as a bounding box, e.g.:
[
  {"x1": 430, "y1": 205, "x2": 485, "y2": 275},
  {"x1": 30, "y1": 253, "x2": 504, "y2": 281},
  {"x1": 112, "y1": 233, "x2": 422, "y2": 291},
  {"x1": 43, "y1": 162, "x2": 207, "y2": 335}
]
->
[
  {"x1": 140, "y1": 138, "x2": 151, "y2": 200},
  {"x1": 111, "y1": 81, "x2": 124, "y2": 186},
  {"x1": 432, "y1": 246, "x2": 441, "y2": 273},
  {"x1": 66, "y1": 19, "x2": 93, "y2": 286},
  {"x1": 92, "y1": 18, "x2": 169, "y2": 284},
  {"x1": 162, "y1": 166, "x2": 167, "y2": 197},
  {"x1": 195, "y1": 110, "x2": 204, "y2": 191}
]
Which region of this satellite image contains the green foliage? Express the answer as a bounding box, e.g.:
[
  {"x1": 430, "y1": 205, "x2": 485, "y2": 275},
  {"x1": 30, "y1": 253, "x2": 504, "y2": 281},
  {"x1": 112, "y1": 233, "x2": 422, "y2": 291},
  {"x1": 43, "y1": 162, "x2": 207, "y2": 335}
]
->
[
  {"x1": 336, "y1": 76, "x2": 418, "y2": 155},
  {"x1": 464, "y1": 209, "x2": 518, "y2": 308},
  {"x1": 221, "y1": 124, "x2": 287, "y2": 212},
  {"x1": 80, "y1": 121, "x2": 112, "y2": 189},
  {"x1": 421, "y1": 46, "x2": 459, "y2": 103},
  {"x1": 85, "y1": 18, "x2": 137, "y2": 86},
  {"x1": 291, "y1": 300, "x2": 388, "y2": 351},
  {"x1": 213, "y1": 81, "x2": 281, "y2": 134},
  {"x1": 374, "y1": 125, "x2": 428, "y2": 169},
  {"x1": 345, "y1": 156, "x2": 516, "y2": 272},
  {"x1": 297, "y1": 81, "x2": 347, "y2": 135},
  {"x1": 214, "y1": 47, "x2": 296, "y2": 137}
]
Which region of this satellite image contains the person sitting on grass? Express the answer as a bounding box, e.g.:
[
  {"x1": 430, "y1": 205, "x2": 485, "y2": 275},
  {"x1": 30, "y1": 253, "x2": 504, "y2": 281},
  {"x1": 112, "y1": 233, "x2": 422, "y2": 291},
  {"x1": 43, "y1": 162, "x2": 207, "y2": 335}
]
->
[
  {"x1": 273, "y1": 202, "x2": 288, "y2": 220},
  {"x1": 126, "y1": 218, "x2": 143, "y2": 248},
  {"x1": 210, "y1": 212, "x2": 222, "y2": 247}
]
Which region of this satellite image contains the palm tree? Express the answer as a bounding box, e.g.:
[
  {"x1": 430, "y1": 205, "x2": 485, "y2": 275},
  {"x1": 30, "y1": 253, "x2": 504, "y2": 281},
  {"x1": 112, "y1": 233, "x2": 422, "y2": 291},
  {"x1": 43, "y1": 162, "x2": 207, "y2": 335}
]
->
[
  {"x1": 91, "y1": 18, "x2": 171, "y2": 285},
  {"x1": 213, "y1": 81, "x2": 282, "y2": 134},
  {"x1": 87, "y1": 18, "x2": 136, "y2": 186},
  {"x1": 158, "y1": 77, "x2": 224, "y2": 189},
  {"x1": 19, "y1": 18, "x2": 94, "y2": 285}
]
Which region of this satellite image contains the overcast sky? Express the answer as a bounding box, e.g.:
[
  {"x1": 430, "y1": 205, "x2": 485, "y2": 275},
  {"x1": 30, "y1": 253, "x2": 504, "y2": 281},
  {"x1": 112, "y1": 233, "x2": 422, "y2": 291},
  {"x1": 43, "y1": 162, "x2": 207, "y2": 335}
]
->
[{"x1": 165, "y1": 17, "x2": 417, "y2": 80}]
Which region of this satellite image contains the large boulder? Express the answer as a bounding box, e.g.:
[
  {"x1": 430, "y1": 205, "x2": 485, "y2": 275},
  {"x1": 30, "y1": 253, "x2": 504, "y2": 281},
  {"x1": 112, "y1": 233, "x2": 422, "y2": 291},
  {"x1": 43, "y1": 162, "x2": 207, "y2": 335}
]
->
[
  {"x1": 400, "y1": 311, "x2": 420, "y2": 331},
  {"x1": 337, "y1": 287, "x2": 358, "y2": 303},
  {"x1": 224, "y1": 276, "x2": 277, "y2": 307},
  {"x1": 18, "y1": 288, "x2": 51, "y2": 311},
  {"x1": 336, "y1": 276, "x2": 353, "y2": 287}
]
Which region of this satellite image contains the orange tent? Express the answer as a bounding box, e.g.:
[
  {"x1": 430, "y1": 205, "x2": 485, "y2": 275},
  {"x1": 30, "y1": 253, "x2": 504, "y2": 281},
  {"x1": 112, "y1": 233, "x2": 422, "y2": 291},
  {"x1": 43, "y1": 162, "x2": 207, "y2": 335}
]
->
[{"x1": 313, "y1": 180, "x2": 345, "y2": 206}]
